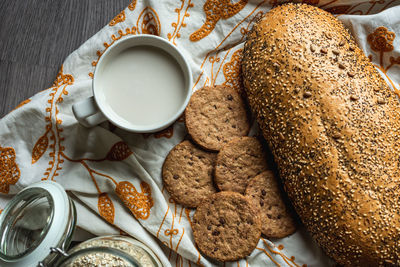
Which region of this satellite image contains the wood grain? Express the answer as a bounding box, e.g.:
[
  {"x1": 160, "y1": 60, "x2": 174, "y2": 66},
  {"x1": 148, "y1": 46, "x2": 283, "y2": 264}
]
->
[{"x1": 0, "y1": 0, "x2": 130, "y2": 117}]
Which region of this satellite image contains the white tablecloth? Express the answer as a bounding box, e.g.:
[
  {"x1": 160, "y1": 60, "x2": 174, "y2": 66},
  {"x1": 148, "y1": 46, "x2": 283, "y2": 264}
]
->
[{"x1": 1, "y1": 0, "x2": 399, "y2": 266}]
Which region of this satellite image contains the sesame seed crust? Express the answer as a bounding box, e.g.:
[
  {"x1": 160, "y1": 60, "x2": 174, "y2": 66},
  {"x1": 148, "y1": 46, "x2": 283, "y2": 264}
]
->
[{"x1": 242, "y1": 3, "x2": 400, "y2": 266}]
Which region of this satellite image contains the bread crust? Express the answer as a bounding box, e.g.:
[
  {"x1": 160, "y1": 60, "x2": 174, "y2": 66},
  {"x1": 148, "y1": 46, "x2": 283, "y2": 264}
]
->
[{"x1": 242, "y1": 3, "x2": 400, "y2": 266}]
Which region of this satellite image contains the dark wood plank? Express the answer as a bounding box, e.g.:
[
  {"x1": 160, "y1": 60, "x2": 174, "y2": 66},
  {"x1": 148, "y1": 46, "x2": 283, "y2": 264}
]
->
[
  {"x1": 0, "y1": 0, "x2": 130, "y2": 117},
  {"x1": 0, "y1": 60, "x2": 56, "y2": 112}
]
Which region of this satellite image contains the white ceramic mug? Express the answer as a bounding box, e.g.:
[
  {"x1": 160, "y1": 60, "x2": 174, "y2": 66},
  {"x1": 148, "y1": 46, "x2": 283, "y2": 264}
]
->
[{"x1": 72, "y1": 34, "x2": 192, "y2": 133}]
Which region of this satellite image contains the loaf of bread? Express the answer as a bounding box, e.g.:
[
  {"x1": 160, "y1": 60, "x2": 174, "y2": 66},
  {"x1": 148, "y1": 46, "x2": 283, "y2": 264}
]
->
[{"x1": 242, "y1": 4, "x2": 400, "y2": 266}]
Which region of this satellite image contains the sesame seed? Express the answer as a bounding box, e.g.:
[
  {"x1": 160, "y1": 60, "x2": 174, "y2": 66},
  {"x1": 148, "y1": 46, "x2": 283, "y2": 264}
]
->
[
  {"x1": 377, "y1": 98, "x2": 386, "y2": 104},
  {"x1": 350, "y1": 95, "x2": 359, "y2": 101},
  {"x1": 324, "y1": 31, "x2": 332, "y2": 39}
]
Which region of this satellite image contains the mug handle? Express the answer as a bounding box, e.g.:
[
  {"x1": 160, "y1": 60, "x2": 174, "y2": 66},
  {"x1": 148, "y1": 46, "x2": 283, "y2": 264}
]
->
[{"x1": 72, "y1": 96, "x2": 107, "y2": 128}]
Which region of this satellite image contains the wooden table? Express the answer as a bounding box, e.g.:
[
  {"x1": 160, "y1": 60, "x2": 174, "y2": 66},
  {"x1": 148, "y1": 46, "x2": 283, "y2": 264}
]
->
[{"x1": 0, "y1": 0, "x2": 130, "y2": 117}]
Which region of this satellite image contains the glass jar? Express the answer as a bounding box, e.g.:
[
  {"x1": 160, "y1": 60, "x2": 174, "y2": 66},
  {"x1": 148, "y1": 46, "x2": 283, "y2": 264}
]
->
[
  {"x1": 0, "y1": 181, "x2": 76, "y2": 267},
  {"x1": 57, "y1": 235, "x2": 162, "y2": 267},
  {"x1": 0, "y1": 181, "x2": 163, "y2": 267}
]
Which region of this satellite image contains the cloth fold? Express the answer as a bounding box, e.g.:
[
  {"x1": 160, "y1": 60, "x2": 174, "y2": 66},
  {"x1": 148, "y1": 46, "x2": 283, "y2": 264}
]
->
[{"x1": 1, "y1": 0, "x2": 399, "y2": 266}]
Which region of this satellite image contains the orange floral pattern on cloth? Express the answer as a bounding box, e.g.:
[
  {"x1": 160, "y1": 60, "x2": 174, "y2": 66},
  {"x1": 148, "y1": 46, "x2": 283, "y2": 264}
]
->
[
  {"x1": 98, "y1": 193, "x2": 115, "y2": 224},
  {"x1": 321, "y1": 0, "x2": 399, "y2": 15},
  {"x1": 116, "y1": 181, "x2": 154, "y2": 220},
  {"x1": 32, "y1": 132, "x2": 49, "y2": 164},
  {"x1": 192, "y1": 4, "x2": 265, "y2": 90},
  {"x1": 368, "y1": 26, "x2": 395, "y2": 53},
  {"x1": 301, "y1": 0, "x2": 319, "y2": 4},
  {"x1": 325, "y1": 5, "x2": 352, "y2": 14},
  {"x1": 222, "y1": 48, "x2": 243, "y2": 91},
  {"x1": 53, "y1": 66, "x2": 74, "y2": 87},
  {"x1": 367, "y1": 26, "x2": 400, "y2": 98},
  {"x1": 109, "y1": 10, "x2": 126, "y2": 26},
  {"x1": 168, "y1": 0, "x2": 194, "y2": 45},
  {"x1": 0, "y1": 146, "x2": 20, "y2": 194},
  {"x1": 105, "y1": 141, "x2": 133, "y2": 161},
  {"x1": 165, "y1": 198, "x2": 185, "y2": 260},
  {"x1": 155, "y1": 195, "x2": 189, "y2": 261},
  {"x1": 256, "y1": 238, "x2": 306, "y2": 267},
  {"x1": 128, "y1": 0, "x2": 137, "y2": 11},
  {"x1": 189, "y1": 0, "x2": 248, "y2": 42},
  {"x1": 143, "y1": 125, "x2": 174, "y2": 139},
  {"x1": 60, "y1": 140, "x2": 153, "y2": 222},
  {"x1": 137, "y1": 7, "x2": 161, "y2": 35},
  {"x1": 32, "y1": 66, "x2": 74, "y2": 181},
  {"x1": 60, "y1": 141, "x2": 132, "y2": 193}
]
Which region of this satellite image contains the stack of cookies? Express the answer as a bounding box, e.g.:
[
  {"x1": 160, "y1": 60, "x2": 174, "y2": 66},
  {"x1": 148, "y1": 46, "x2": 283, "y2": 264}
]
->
[{"x1": 162, "y1": 85, "x2": 296, "y2": 262}]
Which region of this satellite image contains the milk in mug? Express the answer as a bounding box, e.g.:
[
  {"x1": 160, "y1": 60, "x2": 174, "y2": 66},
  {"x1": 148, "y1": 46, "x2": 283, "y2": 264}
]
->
[{"x1": 97, "y1": 46, "x2": 186, "y2": 126}]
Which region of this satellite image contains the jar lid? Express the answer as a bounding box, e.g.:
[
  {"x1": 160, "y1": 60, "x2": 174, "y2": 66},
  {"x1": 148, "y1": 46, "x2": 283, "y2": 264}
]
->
[{"x1": 0, "y1": 181, "x2": 73, "y2": 267}]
